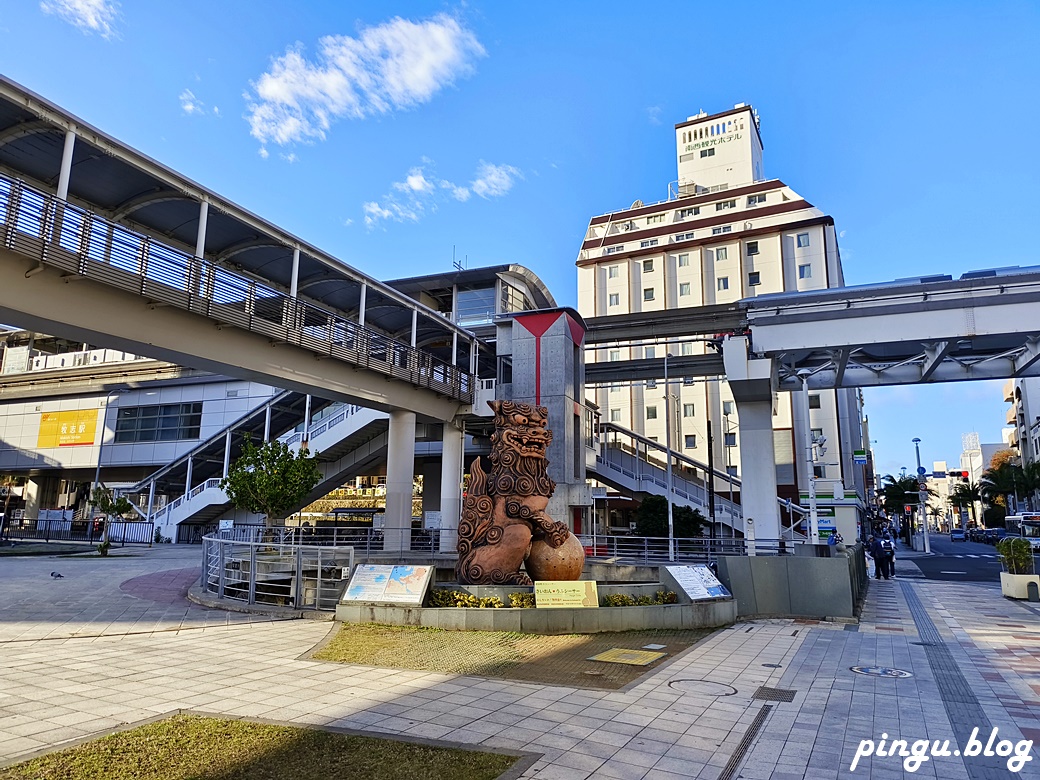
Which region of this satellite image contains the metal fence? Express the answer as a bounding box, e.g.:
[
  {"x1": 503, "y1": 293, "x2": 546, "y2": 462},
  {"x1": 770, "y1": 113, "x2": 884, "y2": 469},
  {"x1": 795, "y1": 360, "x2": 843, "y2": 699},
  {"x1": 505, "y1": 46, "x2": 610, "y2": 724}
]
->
[
  {"x1": 575, "y1": 534, "x2": 796, "y2": 563},
  {"x1": 0, "y1": 172, "x2": 473, "y2": 403},
  {"x1": 3, "y1": 517, "x2": 154, "y2": 545},
  {"x1": 201, "y1": 533, "x2": 354, "y2": 611}
]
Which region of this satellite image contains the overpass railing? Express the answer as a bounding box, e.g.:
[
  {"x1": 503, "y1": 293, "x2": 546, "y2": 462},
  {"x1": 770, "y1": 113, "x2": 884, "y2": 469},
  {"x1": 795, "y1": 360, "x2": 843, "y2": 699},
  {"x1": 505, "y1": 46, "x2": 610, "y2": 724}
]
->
[{"x1": 0, "y1": 173, "x2": 472, "y2": 403}]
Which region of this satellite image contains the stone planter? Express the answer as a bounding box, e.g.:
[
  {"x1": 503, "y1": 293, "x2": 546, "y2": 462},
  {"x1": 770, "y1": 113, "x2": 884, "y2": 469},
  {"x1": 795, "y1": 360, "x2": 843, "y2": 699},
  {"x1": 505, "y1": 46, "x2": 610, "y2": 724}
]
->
[{"x1": 999, "y1": 571, "x2": 1040, "y2": 599}]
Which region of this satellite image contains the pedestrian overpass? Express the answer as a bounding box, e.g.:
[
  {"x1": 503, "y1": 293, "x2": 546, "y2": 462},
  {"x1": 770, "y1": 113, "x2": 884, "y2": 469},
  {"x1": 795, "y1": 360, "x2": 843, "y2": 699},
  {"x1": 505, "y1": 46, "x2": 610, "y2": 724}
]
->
[{"x1": 0, "y1": 75, "x2": 486, "y2": 551}]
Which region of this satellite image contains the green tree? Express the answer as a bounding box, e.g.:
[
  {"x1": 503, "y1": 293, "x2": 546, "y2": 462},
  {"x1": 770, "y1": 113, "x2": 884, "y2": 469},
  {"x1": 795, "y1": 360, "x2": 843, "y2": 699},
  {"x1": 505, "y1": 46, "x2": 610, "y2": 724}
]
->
[
  {"x1": 950, "y1": 481, "x2": 982, "y2": 526},
  {"x1": 218, "y1": 437, "x2": 322, "y2": 524},
  {"x1": 879, "y1": 474, "x2": 921, "y2": 517},
  {"x1": 634, "y1": 495, "x2": 708, "y2": 537},
  {"x1": 981, "y1": 461, "x2": 1023, "y2": 514},
  {"x1": 89, "y1": 486, "x2": 134, "y2": 552}
]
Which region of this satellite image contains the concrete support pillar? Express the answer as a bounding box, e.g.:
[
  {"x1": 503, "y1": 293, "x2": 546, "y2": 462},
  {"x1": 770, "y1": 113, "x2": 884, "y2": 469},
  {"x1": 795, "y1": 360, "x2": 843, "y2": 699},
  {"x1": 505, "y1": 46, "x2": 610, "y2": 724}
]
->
[
  {"x1": 289, "y1": 247, "x2": 300, "y2": 298},
  {"x1": 383, "y1": 410, "x2": 417, "y2": 552},
  {"x1": 302, "y1": 395, "x2": 312, "y2": 447},
  {"x1": 223, "y1": 430, "x2": 232, "y2": 478},
  {"x1": 56, "y1": 130, "x2": 77, "y2": 201},
  {"x1": 184, "y1": 455, "x2": 194, "y2": 500},
  {"x1": 146, "y1": 480, "x2": 156, "y2": 522},
  {"x1": 439, "y1": 422, "x2": 465, "y2": 552},
  {"x1": 194, "y1": 201, "x2": 209, "y2": 259},
  {"x1": 24, "y1": 477, "x2": 41, "y2": 521},
  {"x1": 734, "y1": 398, "x2": 781, "y2": 544},
  {"x1": 410, "y1": 309, "x2": 418, "y2": 348},
  {"x1": 263, "y1": 405, "x2": 272, "y2": 442},
  {"x1": 358, "y1": 283, "x2": 367, "y2": 328}
]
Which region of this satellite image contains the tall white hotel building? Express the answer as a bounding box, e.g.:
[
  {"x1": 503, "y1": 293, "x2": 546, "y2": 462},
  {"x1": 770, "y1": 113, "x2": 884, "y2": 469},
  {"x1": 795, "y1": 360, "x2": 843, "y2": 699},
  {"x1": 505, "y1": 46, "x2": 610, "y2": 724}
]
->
[{"x1": 576, "y1": 104, "x2": 867, "y2": 516}]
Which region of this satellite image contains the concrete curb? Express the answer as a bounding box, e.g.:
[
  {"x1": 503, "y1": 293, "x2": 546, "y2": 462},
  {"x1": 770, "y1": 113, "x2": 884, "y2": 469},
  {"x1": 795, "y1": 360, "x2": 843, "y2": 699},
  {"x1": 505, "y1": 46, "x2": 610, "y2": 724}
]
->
[{"x1": 187, "y1": 582, "x2": 333, "y2": 621}]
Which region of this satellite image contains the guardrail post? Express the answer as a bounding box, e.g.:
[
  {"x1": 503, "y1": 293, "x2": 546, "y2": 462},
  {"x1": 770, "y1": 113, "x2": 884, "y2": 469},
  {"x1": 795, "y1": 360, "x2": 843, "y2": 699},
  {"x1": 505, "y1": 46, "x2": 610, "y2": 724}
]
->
[
  {"x1": 218, "y1": 540, "x2": 226, "y2": 598},
  {"x1": 295, "y1": 544, "x2": 303, "y2": 608},
  {"x1": 248, "y1": 542, "x2": 257, "y2": 605},
  {"x1": 316, "y1": 548, "x2": 323, "y2": 610}
]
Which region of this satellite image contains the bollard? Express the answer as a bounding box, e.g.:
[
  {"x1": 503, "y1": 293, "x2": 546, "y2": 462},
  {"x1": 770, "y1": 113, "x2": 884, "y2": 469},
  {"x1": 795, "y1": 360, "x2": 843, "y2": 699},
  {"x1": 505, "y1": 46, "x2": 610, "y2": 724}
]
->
[{"x1": 1028, "y1": 581, "x2": 1040, "y2": 603}]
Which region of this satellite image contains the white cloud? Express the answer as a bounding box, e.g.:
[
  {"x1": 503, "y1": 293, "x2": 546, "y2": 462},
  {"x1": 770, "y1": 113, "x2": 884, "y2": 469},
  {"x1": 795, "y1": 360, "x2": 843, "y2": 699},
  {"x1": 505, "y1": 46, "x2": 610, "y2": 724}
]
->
[
  {"x1": 361, "y1": 159, "x2": 520, "y2": 228},
  {"x1": 280, "y1": 152, "x2": 299, "y2": 164},
  {"x1": 258, "y1": 147, "x2": 270, "y2": 160},
  {"x1": 839, "y1": 229, "x2": 847, "y2": 238},
  {"x1": 246, "y1": 13, "x2": 486, "y2": 146},
  {"x1": 646, "y1": 105, "x2": 662, "y2": 125},
  {"x1": 179, "y1": 89, "x2": 205, "y2": 116},
  {"x1": 471, "y1": 161, "x2": 521, "y2": 199},
  {"x1": 40, "y1": 0, "x2": 119, "y2": 38}
]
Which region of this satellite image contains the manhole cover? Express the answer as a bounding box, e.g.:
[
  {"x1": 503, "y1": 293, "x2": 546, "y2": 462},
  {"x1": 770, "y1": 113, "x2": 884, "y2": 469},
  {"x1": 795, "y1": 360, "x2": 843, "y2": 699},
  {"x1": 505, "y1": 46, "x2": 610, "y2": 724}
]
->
[
  {"x1": 753, "y1": 686, "x2": 796, "y2": 702},
  {"x1": 668, "y1": 679, "x2": 737, "y2": 696},
  {"x1": 850, "y1": 666, "x2": 913, "y2": 678}
]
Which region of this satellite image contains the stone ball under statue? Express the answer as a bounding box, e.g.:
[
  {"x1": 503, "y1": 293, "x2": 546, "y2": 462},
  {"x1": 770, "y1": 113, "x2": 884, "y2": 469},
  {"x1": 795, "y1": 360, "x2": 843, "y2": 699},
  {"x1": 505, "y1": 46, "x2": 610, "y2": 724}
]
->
[{"x1": 525, "y1": 532, "x2": 586, "y2": 581}]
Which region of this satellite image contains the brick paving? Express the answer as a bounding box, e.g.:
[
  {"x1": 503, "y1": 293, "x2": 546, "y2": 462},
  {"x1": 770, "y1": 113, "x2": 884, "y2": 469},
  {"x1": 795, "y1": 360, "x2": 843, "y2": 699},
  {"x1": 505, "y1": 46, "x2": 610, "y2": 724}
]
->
[{"x1": 0, "y1": 546, "x2": 1036, "y2": 779}]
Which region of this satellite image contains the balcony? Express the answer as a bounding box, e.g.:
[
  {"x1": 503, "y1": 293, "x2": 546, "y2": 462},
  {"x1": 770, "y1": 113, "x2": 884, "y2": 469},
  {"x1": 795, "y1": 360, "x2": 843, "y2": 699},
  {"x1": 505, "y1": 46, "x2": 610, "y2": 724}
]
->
[{"x1": 1004, "y1": 379, "x2": 1015, "y2": 402}]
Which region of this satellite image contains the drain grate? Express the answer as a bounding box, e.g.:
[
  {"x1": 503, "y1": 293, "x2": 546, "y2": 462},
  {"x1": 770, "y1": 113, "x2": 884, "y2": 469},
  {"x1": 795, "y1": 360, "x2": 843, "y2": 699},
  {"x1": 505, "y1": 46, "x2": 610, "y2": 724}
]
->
[
  {"x1": 718, "y1": 704, "x2": 773, "y2": 780},
  {"x1": 752, "y1": 686, "x2": 796, "y2": 702}
]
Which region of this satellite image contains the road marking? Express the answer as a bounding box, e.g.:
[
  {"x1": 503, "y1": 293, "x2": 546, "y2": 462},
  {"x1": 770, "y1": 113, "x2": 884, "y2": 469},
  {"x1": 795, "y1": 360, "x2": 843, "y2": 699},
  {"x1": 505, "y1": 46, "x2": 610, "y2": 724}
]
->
[{"x1": 940, "y1": 571, "x2": 967, "y2": 574}]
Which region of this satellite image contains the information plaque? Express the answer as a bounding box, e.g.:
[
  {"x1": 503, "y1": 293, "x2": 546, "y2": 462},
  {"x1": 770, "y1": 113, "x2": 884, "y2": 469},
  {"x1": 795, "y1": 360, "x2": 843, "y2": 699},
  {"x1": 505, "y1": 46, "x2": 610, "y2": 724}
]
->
[
  {"x1": 340, "y1": 564, "x2": 434, "y2": 606},
  {"x1": 664, "y1": 565, "x2": 730, "y2": 601},
  {"x1": 534, "y1": 580, "x2": 599, "y2": 608}
]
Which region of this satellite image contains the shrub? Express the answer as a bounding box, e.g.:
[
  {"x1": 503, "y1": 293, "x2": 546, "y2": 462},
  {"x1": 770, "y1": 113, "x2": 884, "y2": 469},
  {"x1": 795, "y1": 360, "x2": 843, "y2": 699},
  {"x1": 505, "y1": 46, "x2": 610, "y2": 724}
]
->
[
  {"x1": 428, "y1": 589, "x2": 505, "y2": 608},
  {"x1": 508, "y1": 592, "x2": 536, "y2": 608},
  {"x1": 997, "y1": 537, "x2": 1035, "y2": 575},
  {"x1": 602, "y1": 590, "x2": 678, "y2": 607}
]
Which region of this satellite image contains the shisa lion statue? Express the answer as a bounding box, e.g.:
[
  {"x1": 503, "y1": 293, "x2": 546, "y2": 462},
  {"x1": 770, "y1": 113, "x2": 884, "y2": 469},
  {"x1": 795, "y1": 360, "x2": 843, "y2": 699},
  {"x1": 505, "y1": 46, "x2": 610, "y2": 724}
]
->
[{"x1": 456, "y1": 400, "x2": 585, "y2": 585}]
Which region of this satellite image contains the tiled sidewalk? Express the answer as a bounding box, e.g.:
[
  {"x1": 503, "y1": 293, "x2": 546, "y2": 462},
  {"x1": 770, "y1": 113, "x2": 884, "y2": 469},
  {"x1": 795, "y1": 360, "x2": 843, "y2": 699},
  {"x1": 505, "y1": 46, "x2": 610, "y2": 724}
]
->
[{"x1": 0, "y1": 546, "x2": 1036, "y2": 779}]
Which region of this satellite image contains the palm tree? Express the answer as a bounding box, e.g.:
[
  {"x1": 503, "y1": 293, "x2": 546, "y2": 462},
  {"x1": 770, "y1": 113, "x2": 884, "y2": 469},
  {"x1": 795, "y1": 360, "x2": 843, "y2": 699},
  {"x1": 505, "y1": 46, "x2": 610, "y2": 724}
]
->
[
  {"x1": 1021, "y1": 462, "x2": 1040, "y2": 511},
  {"x1": 981, "y1": 462, "x2": 1023, "y2": 515},
  {"x1": 950, "y1": 481, "x2": 982, "y2": 527}
]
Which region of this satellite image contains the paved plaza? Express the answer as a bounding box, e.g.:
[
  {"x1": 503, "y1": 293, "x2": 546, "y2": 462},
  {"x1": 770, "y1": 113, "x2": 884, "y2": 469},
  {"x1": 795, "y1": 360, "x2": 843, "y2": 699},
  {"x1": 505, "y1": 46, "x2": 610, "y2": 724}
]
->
[{"x1": 0, "y1": 546, "x2": 1037, "y2": 779}]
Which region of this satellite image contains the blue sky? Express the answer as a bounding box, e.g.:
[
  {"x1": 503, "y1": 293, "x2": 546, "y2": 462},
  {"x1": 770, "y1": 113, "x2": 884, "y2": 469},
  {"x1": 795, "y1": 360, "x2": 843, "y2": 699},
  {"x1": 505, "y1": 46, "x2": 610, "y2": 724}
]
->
[{"x1": 1, "y1": 1, "x2": 1038, "y2": 478}]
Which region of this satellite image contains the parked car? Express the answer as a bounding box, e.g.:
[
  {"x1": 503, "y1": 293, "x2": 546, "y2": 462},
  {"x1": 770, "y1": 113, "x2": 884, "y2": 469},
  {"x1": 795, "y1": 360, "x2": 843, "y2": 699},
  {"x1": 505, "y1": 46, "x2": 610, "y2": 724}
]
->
[
  {"x1": 982, "y1": 528, "x2": 1006, "y2": 545},
  {"x1": 950, "y1": 528, "x2": 966, "y2": 542}
]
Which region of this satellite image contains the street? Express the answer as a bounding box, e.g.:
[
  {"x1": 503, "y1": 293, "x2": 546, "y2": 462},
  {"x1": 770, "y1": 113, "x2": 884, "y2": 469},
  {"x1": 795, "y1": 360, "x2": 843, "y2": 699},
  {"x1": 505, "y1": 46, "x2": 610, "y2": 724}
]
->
[{"x1": 901, "y1": 533, "x2": 1005, "y2": 583}]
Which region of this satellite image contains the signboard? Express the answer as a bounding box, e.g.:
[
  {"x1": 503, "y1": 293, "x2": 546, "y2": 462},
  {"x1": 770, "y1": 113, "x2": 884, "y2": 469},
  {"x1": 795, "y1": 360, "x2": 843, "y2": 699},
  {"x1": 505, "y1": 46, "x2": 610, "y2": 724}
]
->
[
  {"x1": 218, "y1": 519, "x2": 234, "y2": 531},
  {"x1": 423, "y1": 511, "x2": 442, "y2": 530},
  {"x1": 341, "y1": 564, "x2": 433, "y2": 606},
  {"x1": 853, "y1": 449, "x2": 867, "y2": 465},
  {"x1": 534, "y1": 580, "x2": 599, "y2": 608},
  {"x1": 664, "y1": 565, "x2": 730, "y2": 601},
  {"x1": 37, "y1": 409, "x2": 99, "y2": 447}
]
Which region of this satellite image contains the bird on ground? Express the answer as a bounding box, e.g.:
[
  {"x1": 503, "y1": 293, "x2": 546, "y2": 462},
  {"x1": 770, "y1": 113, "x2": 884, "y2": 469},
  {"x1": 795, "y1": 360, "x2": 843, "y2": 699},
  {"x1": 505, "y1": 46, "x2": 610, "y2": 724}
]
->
[{"x1": 50, "y1": 571, "x2": 63, "y2": 578}]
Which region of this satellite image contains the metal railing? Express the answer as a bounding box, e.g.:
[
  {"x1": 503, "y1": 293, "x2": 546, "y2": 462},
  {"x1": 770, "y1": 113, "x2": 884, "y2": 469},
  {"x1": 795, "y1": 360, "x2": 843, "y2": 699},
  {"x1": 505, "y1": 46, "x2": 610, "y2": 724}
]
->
[
  {"x1": 3, "y1": 517, "x2": 154, "y2": 545},
  {"x1": 0, "y1": 173, "x2": 473, "y2": 402},
  {"x1": 576, "y1": 534, "x2": 795, "y2": 563},
  {"x1": 201, "y1": 533, "x2": 354, "y2": 611}
]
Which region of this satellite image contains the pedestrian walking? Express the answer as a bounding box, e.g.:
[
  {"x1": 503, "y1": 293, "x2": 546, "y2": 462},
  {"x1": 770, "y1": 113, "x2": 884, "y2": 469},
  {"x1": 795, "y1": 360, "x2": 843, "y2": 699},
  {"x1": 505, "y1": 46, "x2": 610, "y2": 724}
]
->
[{"x1": 871, "y1": 534, "x2": 896, "y2": 580}]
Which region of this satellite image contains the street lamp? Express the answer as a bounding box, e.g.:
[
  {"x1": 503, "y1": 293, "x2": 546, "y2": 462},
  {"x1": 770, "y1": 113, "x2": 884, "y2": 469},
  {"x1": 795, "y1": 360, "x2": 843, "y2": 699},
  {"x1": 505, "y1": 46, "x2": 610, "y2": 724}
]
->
[
  {"x1": 912, "y1": 437, "x2": 931, "y2": 554},
  {"x1": 663, "y1": 352, "x2": 675, "y2": 561},
  {"x1": 91, "y1": 388, "x2": 128, "y2": 542},
  {"x1": 797, "y1": 369, "x2": 820, "y2": 544}
]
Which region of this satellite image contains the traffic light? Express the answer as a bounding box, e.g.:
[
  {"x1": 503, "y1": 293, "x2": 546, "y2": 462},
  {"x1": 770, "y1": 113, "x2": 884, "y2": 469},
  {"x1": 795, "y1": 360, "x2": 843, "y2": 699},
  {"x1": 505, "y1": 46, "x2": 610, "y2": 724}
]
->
[{"x1": 904, "y1": 504, "x2": 913, "y2": 515}]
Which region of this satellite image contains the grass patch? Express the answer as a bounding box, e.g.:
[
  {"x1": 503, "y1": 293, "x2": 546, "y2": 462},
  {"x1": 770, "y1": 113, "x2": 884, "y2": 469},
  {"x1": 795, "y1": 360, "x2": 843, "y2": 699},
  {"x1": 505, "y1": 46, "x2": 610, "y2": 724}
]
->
[
  {"x1": 314, "y1": 623, "x2": 712, "y2": 689},
  {"x1": 0, "y1": 713, "x2": 517, "y2": 780}
]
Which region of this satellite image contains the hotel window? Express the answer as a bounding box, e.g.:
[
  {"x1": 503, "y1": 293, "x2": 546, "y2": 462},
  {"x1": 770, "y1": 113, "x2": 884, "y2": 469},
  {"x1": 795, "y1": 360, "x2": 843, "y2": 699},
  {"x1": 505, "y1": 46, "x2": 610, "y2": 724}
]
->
[
  {"x1": 814, "y1": 465, "x2": 827, "y2": 478},
  {"x1": 716, "y1": 200, "x2": 737, "y2": 211},
  {"x1": 607, "y1": 264, "x2": 619, "y2": 278},
  {"x1": 608, "y1": 349, "x2": 620, "y2": 361},
  {"x1": 700, "y1": 148, "x2": 715, "y2": 158},
  {"x1": 609, "y1": 384, "x2": 621, "y2": 393},
  {"x1": 645, "y1": 346, "x2": 656, "y2": 359},
  {"x1": 798, "y1": 264, "x2": 812, "y2": 279},
  {"x1": 675, "y1": 232, "x2": 695, "y2": 241},
  {"x1": 608, "y1": 293, "x2": 620, "y2": 307},
  {"x1": 811, "y1": 427, "x2": 824, "y2": 440},
  {"x1": 684, "y1": 434, "x2": 697, "y2": 448},
  {"x1": 640, "y1": 239, "x2": 659, "y2": 248},
  {"x1": 797, "y1": 232, "x2": 811, "y2": 247},
  {"x1": 679, "y1": 282, "x2": 691, "y2": 297},
  {"x1": 712, "y1": 226, "x2": 732, "y2": 235},
  {"x1": 809, "y1": 394, "x2": 821, "y2": 409},
  {"x1": 748, "y1": 272, "x2": 761, "y2": 286},
  {"x1": 717, "y1": 277, "x2": 729, "y2": 291},
  {"x1": 746, "y1": 241, "x2": 759, "y2": 255},
  {"x1": 610, "y1": 409, "x2": 622, "y2": 422},
  {"x1": 643, "y1": 259, "x2": 654, "y2": 273},
  {"x1": 683, "y1": 403, "x2": 695, "y2": 418},
  {"x1": 646, "y1": 406, "x2": 658, "y2": 420},
  {"x1": 681, "y1": 342, "x2": 693, "y2": 355},
  {"x1": 606, "y1": 245, "x2": 624, "y2": 254},
  {"x1": 646, "y1": 214, "x2": 665, "y2": 225},
  {"x1": 643, "y1": 288, "x2": 655, "y2": 301},
  {"x1": 678, "y1": 253, "x2": 690, "y2": 267},
  {"x1": 679, "y1": 207, "x2": 700, "y2": 218},
  {"x1": 716, "y1": 247, "x2": 728, "y2": 261},
  {"x1": 747, "y1": 194, "x2": 767, "y2": 206}
]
